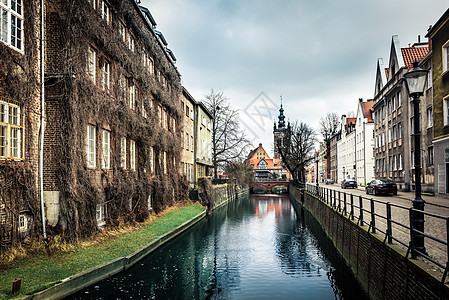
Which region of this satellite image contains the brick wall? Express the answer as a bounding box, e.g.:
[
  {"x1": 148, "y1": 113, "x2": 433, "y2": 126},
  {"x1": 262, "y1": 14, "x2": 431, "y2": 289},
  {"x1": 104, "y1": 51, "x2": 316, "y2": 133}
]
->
[{"x1": 290, "y1": 186, "x2": 449, "y2": 300}]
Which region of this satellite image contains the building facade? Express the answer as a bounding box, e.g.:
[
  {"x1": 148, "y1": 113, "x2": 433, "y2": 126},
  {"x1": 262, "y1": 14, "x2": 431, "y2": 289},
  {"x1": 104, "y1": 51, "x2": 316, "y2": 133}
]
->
[
  {"x1": 355, "y1": 98, "x2": 375, "y2": 186},
  {"x1": 180, "y1": 87, "x2": 195, "y2": 185},
  {"x1": 194, "y1": 101, "x2": 213, "y2": 182},
  {"x1": 372, "y1": 35, "x2": 430, "y2": 192},
  {"x1": 337, "y1": 115, "x2": 356, "y2": 183},
  {"x1": 0, "y1": 0, "x2": 43, "y2": 251},
  {"x1": 330, "y1": 132, "x2": 339, "y2": 182},
  {"x1": 427, "y1": 9, "x2": 449, "y2": 197},
  {"x1": 247, "y1": 143, "x2": 282, "y2": 180},
  {"x1": 43, "y1": 0, "x2": 183, "y2": 240}
]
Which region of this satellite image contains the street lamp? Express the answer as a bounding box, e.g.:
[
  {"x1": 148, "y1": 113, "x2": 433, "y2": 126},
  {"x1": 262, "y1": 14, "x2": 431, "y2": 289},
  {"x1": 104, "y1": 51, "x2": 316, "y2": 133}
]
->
[{"x1": 403, "y1": 61, "x2": 428, "y2": 257}]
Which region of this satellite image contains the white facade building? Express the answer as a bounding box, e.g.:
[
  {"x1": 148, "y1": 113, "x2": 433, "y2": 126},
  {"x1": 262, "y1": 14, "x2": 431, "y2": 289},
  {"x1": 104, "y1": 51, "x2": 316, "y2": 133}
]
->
[
  {"x1": 337, "y1": 115, "x2": 356, "y2": 183},
  {"x1": 355, "y1": 98, "x2": 375, "y2": 186}
]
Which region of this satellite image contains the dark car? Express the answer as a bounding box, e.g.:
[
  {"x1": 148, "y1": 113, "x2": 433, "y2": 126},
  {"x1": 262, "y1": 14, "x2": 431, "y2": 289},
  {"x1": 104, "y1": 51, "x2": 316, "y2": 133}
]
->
[
  {"x1": 341, "y1": 179, "x2": 357, "y2": 189},
  {"x1": 365, "y1": 179, "x2": 397, "y2": 196}
]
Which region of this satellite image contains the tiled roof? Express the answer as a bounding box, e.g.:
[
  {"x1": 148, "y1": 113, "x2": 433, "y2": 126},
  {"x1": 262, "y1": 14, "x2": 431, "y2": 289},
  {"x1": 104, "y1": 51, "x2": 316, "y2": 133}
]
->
[
  {"x1": 362, "y1": 101, "x2": 374, "y2": 122},
  {"x1": 401, "y1": 46, "x2": 429, "y2": 70},
  {"x1": 346, "y1": 117, "x2": 356, "y2": 127},
  {"x1": 249, "y1": 158, "x2": 282, "y2": 170}
]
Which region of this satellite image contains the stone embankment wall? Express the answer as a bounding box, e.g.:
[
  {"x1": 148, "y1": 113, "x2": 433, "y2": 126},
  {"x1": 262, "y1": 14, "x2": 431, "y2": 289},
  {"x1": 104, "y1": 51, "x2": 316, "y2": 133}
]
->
[
  {"x1": 198, "y1": 179, "x2": 247, "y2": 212},
  {"x1": 290, "y1": 185, "x2": 449, "y2": 300}
]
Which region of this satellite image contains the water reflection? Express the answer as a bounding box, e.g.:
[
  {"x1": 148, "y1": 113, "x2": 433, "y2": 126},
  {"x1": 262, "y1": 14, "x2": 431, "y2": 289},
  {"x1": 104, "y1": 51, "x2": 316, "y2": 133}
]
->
[{"x1": 72, "y1": 194, "x2": 367, "y2": 299}]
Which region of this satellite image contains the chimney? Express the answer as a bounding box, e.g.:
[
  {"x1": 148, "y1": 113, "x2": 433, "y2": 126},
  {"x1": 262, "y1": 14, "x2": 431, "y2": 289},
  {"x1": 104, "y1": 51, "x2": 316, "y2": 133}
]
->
[
  {"x1": 259, "y1": 143, "x2": 262, "y2": 147},
  {"x1": 359, "y1": 98, "x2": 363, "y2": 103},
  {"x1": 418, "y1": 35, "x2": 421, "y2": 43}
]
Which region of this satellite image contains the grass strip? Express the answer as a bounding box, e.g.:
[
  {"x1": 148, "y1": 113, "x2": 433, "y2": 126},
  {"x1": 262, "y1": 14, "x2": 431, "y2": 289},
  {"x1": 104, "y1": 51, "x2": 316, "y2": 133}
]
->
[{"x1": 0, "y1": 203, "x2": 205, "y2": 299}]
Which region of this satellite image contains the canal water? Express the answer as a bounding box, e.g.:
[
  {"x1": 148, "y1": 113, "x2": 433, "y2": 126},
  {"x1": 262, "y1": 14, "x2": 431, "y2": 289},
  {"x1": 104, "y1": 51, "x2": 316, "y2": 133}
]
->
[{"x1": 72, "y1": 194, "x2": 368, "y2": 299}]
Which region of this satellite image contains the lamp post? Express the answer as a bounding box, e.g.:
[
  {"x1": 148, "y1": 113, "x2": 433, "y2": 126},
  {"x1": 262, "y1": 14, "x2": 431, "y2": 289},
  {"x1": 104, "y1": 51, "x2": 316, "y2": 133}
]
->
[{"x1": 403, "y1": 61, "x2": 428, "y2": 257}]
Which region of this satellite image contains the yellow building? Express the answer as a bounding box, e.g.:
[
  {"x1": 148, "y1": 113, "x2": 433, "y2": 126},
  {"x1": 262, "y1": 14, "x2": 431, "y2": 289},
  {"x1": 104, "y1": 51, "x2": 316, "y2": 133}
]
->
[
  {"x1": 194, "y1": 102, "x2": 214, "y2": 182},
  {"x1": 180, "y1": 87, "x2": 196, "y2": 185}
]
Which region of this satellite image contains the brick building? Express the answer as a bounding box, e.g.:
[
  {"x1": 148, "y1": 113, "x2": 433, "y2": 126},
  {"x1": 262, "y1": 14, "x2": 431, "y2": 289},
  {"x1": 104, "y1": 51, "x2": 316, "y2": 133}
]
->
[
  {"x1": 0, "y1": 0, "x2": 43, "y2": 252},
  {"x1": 426, "y1": 9, "x2": 449, "y2": 197},
  {"x1": 43, "y1": 0, "x2": 184, "y2": 240}
]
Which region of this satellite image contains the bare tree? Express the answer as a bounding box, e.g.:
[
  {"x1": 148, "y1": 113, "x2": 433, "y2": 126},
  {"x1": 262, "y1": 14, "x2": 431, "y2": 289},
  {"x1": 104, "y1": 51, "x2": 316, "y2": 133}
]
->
[
  {"x1": 319, "y1": 112, "x2": 340, "y2": 179},
  {"x1": 277, "y1": 121, "x2": 317, "y2": 182},
  {"x1": 224, "y1": 160, "x2": 254, "y2": 185},
  {"x1": 204, "y1": 89, "x2": 251, "y2": 178}
]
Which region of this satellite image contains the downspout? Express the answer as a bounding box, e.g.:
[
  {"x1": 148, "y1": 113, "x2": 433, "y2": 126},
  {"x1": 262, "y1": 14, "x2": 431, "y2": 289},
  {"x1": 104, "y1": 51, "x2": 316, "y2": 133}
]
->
[{"x1": 39, "y1": 0, "x2": 48, "y2": 247}]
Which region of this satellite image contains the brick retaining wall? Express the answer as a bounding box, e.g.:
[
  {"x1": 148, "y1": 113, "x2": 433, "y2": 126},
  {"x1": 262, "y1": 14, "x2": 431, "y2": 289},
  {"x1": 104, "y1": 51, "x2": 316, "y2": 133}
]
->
[{"x1": 290, "y1": 185, "x2": 449, "y2": 300}]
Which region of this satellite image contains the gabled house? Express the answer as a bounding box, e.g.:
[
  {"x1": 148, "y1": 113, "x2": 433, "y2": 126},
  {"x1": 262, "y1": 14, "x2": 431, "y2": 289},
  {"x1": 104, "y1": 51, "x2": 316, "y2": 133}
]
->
[
  {"x1": 372, "y1": 35, "x2": 430, "y2": 192},
  {"x1": 337, "y1": 115, "x2": 356, "y2": 182},
  {"x1": 355, "y1": 98, "x2": 375, "y2": 185},
  {"x1": 247, "y1": 143, "x2": 282, "y2": 180}
]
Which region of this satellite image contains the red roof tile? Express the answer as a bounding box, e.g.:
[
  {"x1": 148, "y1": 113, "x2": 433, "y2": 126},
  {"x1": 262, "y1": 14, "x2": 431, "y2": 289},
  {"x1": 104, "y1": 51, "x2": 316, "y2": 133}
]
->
[
  {"x1": 401, "y1": 46, "x2": 429, "y2": 70},
  {"x1": 362, "y1": 101, "x2": 374, "y2": 122}
]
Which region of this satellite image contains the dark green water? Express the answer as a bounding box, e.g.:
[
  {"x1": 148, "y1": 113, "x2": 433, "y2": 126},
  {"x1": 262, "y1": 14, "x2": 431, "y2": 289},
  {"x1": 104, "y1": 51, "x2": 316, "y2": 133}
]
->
[{"x1": 71, "y1": 194, "x2": 368, "y2": 299}]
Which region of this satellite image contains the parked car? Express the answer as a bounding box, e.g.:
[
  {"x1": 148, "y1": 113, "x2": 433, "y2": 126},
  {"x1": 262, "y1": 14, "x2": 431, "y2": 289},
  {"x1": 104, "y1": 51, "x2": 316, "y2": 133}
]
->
[
  {"x1": 325, "y1": 179, "x2": 334, "y2": 185},
  {"x1": 341, "y1": 179, "x2": 357, "y2": 189},
  {"x1": 365, "y1": 179, "x2": 397, "y2": 196}
]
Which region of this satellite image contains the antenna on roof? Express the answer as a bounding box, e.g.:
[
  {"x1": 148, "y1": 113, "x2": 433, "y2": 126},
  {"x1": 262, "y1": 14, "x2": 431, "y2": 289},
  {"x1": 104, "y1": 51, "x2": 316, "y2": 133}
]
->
[{"x1": 280, "y1": 94, "x2": 283, "y2": 105}]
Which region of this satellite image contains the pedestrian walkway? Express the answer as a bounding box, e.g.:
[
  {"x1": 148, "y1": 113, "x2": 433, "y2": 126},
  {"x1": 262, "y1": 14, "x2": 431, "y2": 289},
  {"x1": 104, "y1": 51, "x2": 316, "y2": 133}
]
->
[{"x1": 310, "y1": 183, "x2": 449, "y2": 274}]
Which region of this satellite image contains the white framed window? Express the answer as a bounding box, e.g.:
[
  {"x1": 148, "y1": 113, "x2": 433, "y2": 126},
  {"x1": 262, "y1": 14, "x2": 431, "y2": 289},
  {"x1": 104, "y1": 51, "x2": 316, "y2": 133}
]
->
[
  {"x1": 18, "y1": 214, "x2": 27, "y2": 231},
  {"x1": 87, "y1": 124, "x2": 96, "y2": 168},
  {"x1": 96, "y1": 203, "x2": 105, "y2": 226},
  {"x1": 130, "y1": 139, "x2": 136, "y2": 171},
  {"x1": 158, "y1": 106, "x2": 162, "y2": 124},
  {"x1": 148, "y1": 57, "x2": 154, "y2": 74},
  {"x1": 427, "y1": 107, "x2": 433, "y2": 128},
  {"x1": 121, "y1": 137, "x2": 126, "y2": 168},
  {"x1": 0, "y1": 99, "x2": 22, "y2": 159},
  {"x1": 128, "y1": 34, "x2": 135, "y2": 52},
  {"x1": 392, "y1": 96, "x2": 396, "y2": 111},
  {"x1": 163, "y1": 151, "x2": 167, "y2": 174},
  {"x1": 397, "y1": 92, "x2": 401, "y2": 108},
  {"x1": 101, "y1": 130, "x2": 110, "y2": 169},
  {"x1": 119, "y1": 21, "x2": 126, "y2": 42},
  {"x1": 142, "y1": 100, "x2": 147, "y2": 118},
  {"x1": 394, "y1": 155, "x2": 397, "y2": 170},
  {"x1": 149, "y1": 146, "x2": 154, "y2": 173},
  {"x1": 0, "y1": 0, "x2": 23, "y2": 51},
  {"x1": 162, "y1": 109, "x2": 167, "y2": 129},
  {"x1": 443, "y1": 40, "x2": 449, "y2": 74},
  {"x1": 444, "y1": 96, "x2": 449, "y2": 126},
  {"x1": 89, "y1": 0, "x2": 96, "y2": 9},
  {"x1": 427, "y1": 66, "x2": 433, "y2": 89},
  {"x1": 101, "y1": 59, "x2": 110, "y2": 90},
  {"x1": 129, "y1": 82, "x2": 136, "y2": 110},
  {"x1": 102, "y1": 1, "x2": 110, "y2": 24},
  {"x1": 388, "y1": 128, "x2": 391, "y2": 143},
  {"x1": 398, "y1": 122, "x2": 402, "y2": 139},
  {"x1": 88, "y1": 46, "x2": 96, "y2": 82}
]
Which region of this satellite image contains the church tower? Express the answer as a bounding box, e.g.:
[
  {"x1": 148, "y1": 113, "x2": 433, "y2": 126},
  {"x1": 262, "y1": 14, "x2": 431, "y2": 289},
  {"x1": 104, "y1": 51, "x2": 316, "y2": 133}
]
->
[{"x1": 273, "y1": 101, "x2": 287, "y2": 159}]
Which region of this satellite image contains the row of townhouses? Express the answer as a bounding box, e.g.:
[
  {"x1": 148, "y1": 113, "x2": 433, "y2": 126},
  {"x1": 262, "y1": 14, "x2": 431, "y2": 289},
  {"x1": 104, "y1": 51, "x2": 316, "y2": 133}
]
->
[
  {"x1": 0, "y1": 0, "x2": 213, "y2": 252},
  {"x1": 317, "y1": 9, "x2": 449, "y2": 198}
]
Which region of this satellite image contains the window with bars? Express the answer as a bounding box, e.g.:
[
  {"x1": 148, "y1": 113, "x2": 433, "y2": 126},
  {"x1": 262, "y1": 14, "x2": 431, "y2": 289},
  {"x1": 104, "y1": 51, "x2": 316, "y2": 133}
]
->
[
  {"x1": 0, "y1": 99, "x2": 22, "y2": 159},
  {"x1": 0, "y1": 0, "x2": 23, "y2": 51}
]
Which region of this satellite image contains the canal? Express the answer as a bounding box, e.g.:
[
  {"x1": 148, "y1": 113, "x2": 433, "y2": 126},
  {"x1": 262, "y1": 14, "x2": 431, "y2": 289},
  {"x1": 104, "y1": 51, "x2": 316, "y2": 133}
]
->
[{"x1": 72, "y1": 194, "x2": 368, "y2": 299}]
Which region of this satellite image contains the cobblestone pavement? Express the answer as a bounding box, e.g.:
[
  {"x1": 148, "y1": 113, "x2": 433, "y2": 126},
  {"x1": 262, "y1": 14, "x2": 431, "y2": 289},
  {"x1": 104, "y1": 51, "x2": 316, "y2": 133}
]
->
[{"x1": 308, "y1": 184, "x2": 449, "y2": 273}]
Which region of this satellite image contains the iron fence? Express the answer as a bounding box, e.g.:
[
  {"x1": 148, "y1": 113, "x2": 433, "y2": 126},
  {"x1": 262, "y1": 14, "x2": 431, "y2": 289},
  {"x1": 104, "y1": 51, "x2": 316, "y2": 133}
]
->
[{"x1": 304, "y1": 183, "x2": 449, "y2": 283}]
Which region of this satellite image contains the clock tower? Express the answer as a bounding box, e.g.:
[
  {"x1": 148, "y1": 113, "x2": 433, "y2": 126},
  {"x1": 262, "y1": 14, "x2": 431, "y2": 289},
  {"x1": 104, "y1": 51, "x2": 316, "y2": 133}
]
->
[{"x1": 273, "y1": 103, "x2": 287, "y2": 159}]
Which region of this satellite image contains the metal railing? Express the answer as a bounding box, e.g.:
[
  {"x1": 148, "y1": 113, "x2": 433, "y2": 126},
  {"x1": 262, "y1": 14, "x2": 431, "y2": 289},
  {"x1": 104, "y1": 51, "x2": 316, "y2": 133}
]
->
[{"x1": 304, "y1": 183, "x2": 449, "y2": 283}]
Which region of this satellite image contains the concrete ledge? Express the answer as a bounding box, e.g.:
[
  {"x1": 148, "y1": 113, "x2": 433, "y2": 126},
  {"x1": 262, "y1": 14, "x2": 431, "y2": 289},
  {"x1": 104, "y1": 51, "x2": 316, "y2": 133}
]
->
[{"x1": 28, "y1": 210, "x2": 207, "y2": 300}]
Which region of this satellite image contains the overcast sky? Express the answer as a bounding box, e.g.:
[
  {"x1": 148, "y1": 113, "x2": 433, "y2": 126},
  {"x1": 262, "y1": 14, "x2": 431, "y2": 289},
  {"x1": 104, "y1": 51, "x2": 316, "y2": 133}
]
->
[{"x1": 140, "y1": 0, "x2": 448, "y2": 156}]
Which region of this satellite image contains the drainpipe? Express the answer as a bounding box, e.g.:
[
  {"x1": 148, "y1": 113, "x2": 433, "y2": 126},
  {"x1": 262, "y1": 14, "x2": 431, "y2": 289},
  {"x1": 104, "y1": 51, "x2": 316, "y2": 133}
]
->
[
  {"x1": 39, "y1": 0, "x2": 48, "y2": 247},
  {"x1": 363, "y1": 121, "x2": 366, "y2": 185}
]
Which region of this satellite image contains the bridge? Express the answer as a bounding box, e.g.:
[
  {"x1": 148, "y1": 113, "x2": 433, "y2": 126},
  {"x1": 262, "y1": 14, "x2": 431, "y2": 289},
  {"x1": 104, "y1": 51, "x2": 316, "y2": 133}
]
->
[{"x1": 249, "y1": 181, "x2": 290, "y2": 194}]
